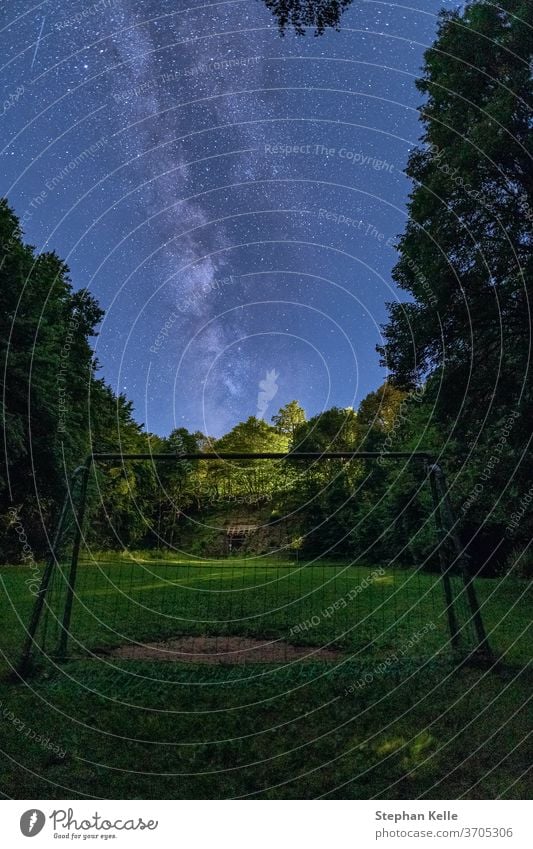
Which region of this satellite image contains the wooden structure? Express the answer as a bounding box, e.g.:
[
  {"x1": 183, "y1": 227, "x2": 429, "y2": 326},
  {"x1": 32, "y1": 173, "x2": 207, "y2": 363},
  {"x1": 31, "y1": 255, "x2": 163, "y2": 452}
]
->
[{"x1": 226, "y1": 521, "x2": 258, "y2": 552}]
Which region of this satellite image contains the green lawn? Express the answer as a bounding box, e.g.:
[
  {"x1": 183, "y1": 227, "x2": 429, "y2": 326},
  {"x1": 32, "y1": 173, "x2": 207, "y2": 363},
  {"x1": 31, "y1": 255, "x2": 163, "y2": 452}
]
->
[
  {"x1": 38, "y1": 557, "x2": 453, "y2": 660},
  {"x1": 0, "y1": 555, "x2": 531, "y2": 799}
]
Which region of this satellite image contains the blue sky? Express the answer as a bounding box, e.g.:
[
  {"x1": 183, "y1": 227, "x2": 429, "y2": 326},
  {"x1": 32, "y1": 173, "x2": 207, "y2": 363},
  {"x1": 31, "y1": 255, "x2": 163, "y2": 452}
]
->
[{"x1": 1, "y1": 0, "x2": 458, "y2": 436}]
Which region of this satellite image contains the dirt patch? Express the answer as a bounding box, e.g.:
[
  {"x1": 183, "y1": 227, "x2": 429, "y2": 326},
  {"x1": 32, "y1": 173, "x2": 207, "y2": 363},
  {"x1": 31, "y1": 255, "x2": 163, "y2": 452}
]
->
[{"x1": 104, "y1": 635, "x2": 343, "y2": 664}]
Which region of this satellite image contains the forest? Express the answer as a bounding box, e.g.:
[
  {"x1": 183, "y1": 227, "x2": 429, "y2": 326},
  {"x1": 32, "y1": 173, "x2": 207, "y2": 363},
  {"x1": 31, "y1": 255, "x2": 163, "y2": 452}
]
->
[{"x1": 1, "y1": 1, "x2": 531, "y2": 577}]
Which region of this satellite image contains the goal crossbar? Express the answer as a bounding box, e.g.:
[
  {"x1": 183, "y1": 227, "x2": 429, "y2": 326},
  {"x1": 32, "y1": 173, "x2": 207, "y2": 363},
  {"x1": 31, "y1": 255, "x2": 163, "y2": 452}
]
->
[{"x1": 92, "y1": 451, "x2": 434, "y2": 461}]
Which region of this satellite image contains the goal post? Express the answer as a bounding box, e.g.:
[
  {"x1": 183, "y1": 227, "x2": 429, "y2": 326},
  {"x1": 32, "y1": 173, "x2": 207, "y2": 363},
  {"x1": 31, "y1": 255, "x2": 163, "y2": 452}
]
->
[{"x1": 17, "y1": 451, "x2": 492, "y2": 677}]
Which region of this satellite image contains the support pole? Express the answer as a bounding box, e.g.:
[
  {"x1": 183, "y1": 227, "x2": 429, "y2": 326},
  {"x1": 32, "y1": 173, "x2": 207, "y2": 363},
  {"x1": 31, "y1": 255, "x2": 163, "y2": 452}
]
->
[
  {"x1": 428, "y1": 463, "x2": 461, "y2": 654},
  {"x1": 56, "y1": 457, "x2": 92, "y2": 661},
  {"x1": 17, "y1": 466, "x2": 85, "y2": 678},
  {"x1": 431, "y1": 464, "x2": 492, "y2": 660}
]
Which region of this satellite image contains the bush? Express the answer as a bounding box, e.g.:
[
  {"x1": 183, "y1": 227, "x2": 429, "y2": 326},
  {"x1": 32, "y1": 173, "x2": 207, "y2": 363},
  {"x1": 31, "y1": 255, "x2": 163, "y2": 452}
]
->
[{"x1": 505, "y1": 546, "x2": 533, "y2": 580}]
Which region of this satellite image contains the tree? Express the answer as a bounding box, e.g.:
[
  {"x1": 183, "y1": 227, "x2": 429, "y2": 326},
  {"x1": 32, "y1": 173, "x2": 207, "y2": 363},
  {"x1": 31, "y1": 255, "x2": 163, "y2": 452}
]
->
[
  {"x1": 376, "y1": 1, "x2": 533, "y2": 568},
  {"x1": 87, "y1": 381, "x2": 158, "y2": 549},
  {"x1": 378, "y1": 2, "x2": 532, "y2": 424},
  {"x1": 0, "y1": 198, "x2": 157, "y2": 559},
  {"x1": 271, "y1": 400, "x2": 306, "y2": 436},
  {"x1": 192, "y1": 417, "x2": 290, "y2": 501},
  {"x1": 292, "y1": 406, "x2": 358, "y2": 452},
  {"x1": 287, "y1": 407, "x2": 361, "y2": 553},
  {"x1": 0, "y1": 199, "x2": 105, "y2": 558},
  {"x1": 144, "y1": 429, "x2": 202, "y2": 546},
  {"x1": 357, "y1": 383, "x2": 408, "y2": 444},
  {"x1": 260, "y1": 0, "x2": 354, "y2": 35}
]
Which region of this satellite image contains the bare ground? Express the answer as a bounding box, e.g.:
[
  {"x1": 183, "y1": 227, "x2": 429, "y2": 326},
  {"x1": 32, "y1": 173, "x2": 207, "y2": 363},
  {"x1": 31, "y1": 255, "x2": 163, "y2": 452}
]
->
[{"x1": 104, "y1": 635, "x2": 343, "y2": 664}]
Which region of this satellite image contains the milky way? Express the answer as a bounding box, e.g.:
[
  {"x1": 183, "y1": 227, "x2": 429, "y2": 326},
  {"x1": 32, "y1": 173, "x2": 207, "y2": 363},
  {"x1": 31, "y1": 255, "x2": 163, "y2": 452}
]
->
[{"x1": 1, "y1": 0, "x2": 457, "y2": 436}]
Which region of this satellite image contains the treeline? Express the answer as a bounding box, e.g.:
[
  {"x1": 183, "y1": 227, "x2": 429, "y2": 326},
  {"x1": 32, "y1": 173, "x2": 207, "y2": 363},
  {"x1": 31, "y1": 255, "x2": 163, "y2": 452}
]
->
[
  {"x1": 378, "y1": 1, "x2": 532, "y2": 575},
  {"x1": 0, "y1": 188, "x2": 529, "y2": 572},
  {"x1": 82, "y1": 382, "x2": 525, "y2": 574},
  {"x1": 0, "y1": 199, "x2": 146, "y2": 562}
]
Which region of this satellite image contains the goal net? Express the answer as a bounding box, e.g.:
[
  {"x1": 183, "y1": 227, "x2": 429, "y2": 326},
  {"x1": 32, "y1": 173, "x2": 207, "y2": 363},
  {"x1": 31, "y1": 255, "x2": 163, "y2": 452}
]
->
[{"x1": 19, "y1": 452, "x2": 490, "y2": 674}]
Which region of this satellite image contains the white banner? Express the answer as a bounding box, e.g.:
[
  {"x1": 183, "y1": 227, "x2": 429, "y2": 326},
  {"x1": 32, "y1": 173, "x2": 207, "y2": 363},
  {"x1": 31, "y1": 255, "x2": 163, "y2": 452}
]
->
[{"x1": 1, "y1": 800, "x2": 530, "y2": 848}]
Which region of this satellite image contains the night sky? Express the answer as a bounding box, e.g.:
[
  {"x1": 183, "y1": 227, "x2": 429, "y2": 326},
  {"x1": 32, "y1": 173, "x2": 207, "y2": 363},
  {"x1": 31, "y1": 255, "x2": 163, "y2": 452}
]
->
[{"x1": 2, "y1": 0, "x2": 457, "y2": 437}]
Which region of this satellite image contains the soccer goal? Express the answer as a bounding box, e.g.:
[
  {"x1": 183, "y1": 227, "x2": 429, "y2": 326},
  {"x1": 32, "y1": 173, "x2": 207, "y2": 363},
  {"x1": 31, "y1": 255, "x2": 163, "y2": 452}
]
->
[{"x1": 18, "y1": 451, "x2": 491, "y2": 676}]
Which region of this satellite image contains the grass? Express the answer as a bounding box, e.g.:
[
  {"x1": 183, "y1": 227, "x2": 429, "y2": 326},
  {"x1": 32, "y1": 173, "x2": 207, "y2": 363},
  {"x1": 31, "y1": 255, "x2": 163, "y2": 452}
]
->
[{"x1": 0, "y1": 553, "x2": 531, "y2": 799}]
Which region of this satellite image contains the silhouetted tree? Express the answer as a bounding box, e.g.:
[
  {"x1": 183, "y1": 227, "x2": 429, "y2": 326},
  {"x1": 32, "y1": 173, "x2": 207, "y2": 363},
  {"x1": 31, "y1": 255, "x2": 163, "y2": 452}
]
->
[{"x1": 261, "y1": 0, "x2": 354, "y2": 35}]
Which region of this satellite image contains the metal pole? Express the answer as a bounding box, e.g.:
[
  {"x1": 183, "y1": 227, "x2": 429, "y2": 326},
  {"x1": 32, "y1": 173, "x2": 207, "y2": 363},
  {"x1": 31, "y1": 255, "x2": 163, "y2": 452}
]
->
[
  {"x1": 17, "y1": 466, "x2": 85, "y2": 678},
  {"x1": 428, "y1": 464, "x2": 461, "y2": 653},
  {"x1": 56, "y1": 457, "x2": 92, "y2": 661},
  {"x1": 432, "y1": 465, "x2": 492, "y2": 659},
  {"x1": 92, "y1": 451, "x2": 434, "y2": 462}
]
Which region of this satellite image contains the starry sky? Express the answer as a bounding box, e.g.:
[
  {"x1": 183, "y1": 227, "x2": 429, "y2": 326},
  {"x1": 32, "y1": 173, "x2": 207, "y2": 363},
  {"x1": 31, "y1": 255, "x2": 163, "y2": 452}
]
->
[{"x1": 1, "y1": 0, "x2": 458, "y2": 437}]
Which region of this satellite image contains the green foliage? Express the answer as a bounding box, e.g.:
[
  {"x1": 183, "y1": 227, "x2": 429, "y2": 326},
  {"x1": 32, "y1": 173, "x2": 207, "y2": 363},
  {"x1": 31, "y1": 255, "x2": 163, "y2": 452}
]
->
[
  {"x1": 0, "y1": 200, "x2": 99, "y2": 558},
  {"x1": 271, "y1": 399, "x2": 306, "y2": 435},
  {"x1": 292, "y1": 405, "x2": 358, "y2": 451},
  {"x1": 377, "y1": 1, "x2": 533, "y2": 568},
  {"x1": 504, "y1": 545, "x2": 533, "y2": 580},
  {"x1": 357, "y1": 383, "x2": 406, "y2": 429},
  {"x1": 379, "y1": 2, "x2": 532, "y2": 403},
  {"x1": 0, "y1": 199, "x2": 150, "y2": 560},
  {"x1": 208, "y1": 416, "x2": 289, "y2": 501}
]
